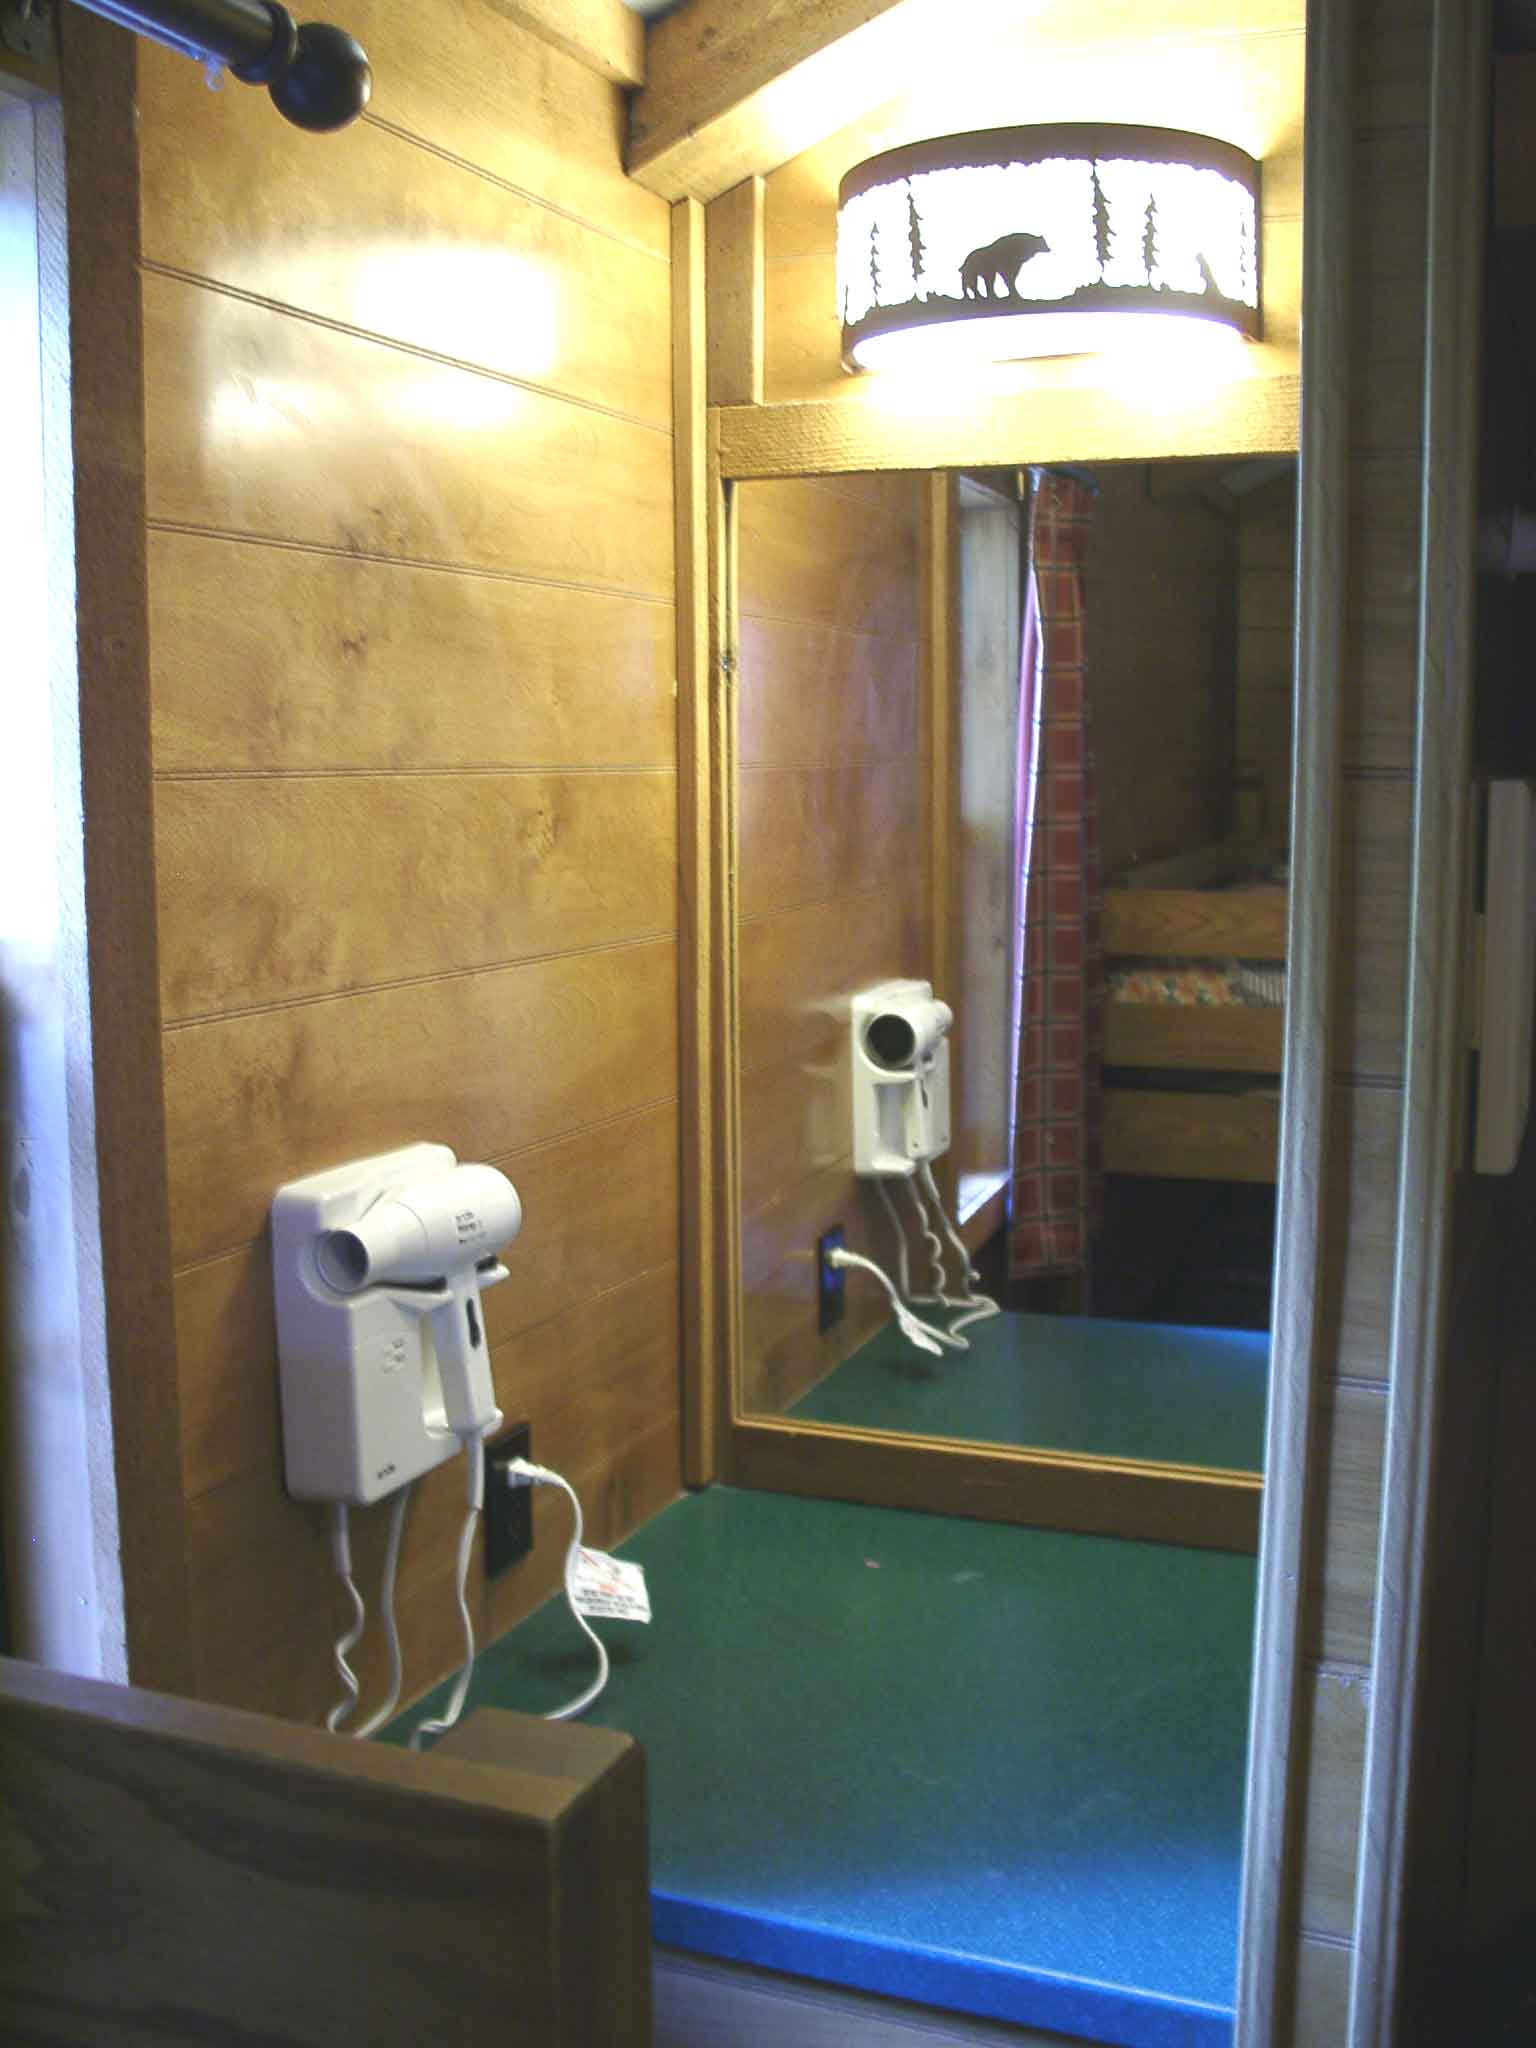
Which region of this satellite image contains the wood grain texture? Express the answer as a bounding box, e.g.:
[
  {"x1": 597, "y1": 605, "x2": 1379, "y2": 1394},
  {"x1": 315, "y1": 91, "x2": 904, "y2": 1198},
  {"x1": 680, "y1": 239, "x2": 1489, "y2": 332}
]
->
[
  {"x1": 58, "y1": 12, "x2": 194, "y2": 1694},
  {"x1": 1297, "y1": 1663, "x2": 1370, "y2": 1941},
  {"x1": 731, "y1": 1421, "x2": 1261, "y2": 1554},
  {"x1": 706, "y1": 177, "x2": 765, "y2": 406},
  {"x1": 737, "y1": 471, "x2": 922, "y2": 630},
  {"x1": 628, "y1": 0, "x2": 965, "y2": 201},
  {"x1": 353, "y1": 0, "x2": 668, "y2": 256},
  {"x1": 1336, "y1": 773, "x2": 1412, "y2": 1080},
  {"x1": 718, "y1": 375, "x2": 1302, "y2": 482},
  {"x1": 1322, "y1": 1083, "x2": 1404, "y2": 1385},
  {"x1": 738, "y1": 759, "x2": 926, "y2": 922},
  {"x1": 136, "y1": 44, "x2": 670, "y2": 429},
  {"x1": 1304, "y1": 1383, "x2": 1387, "y2": 1669},
  {"x1": 0, "y1": 1660, "x2": 651, "y2": 2048},
  {"x1": 155, "y1": 770, "x2": 677, "y2": 1019},
  {"x1": 481, "y1": 0, "x2": 645, "y2": 87},
  {"x1": 1103, "y1": 1004, "x2": 1286, "y2": 1075},
  {"x1": 1293, "y1": 1936, "x2": 1352, "y2": 2047},
  {"x1": 1103, "y1": 1088, "x2": 1281, "y2": 1183},
  {"x1": 738, "y1": 616, "x2": 921, "y2": 765},
  {"x1": 174, "y1": 1103, "x2": 679, "y2": 1500},
  {"x1": 739, "y1": 887, "x2": 927, "y2": 1079},
  {"x1": 161, "y1": 939, "x2": 678, "y2": 1266},
  {"x1": 1104, "y1": 887, "x2": 1289, "y2": 959},
  {"x1": 148, "y1": 531, "x2": 675, "y2": 775},
  {"x1": 141, "y1": 271, "x2": 674, "y2": 599}
]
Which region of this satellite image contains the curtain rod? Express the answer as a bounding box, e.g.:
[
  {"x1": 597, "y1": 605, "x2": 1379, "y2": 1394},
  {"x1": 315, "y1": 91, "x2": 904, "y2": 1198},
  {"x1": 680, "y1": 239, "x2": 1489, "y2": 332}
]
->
[{"x1": 66, "y1": 0, "x2": 370, "y2": 129}]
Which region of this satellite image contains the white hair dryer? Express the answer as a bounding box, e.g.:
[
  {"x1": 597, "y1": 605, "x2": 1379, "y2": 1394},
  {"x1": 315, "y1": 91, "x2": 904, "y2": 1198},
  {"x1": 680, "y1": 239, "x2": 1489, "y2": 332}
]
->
[
  {"x1": 316, "y1": 1162, "x2": 519, "y2": 1440},
  {"x1": 272, "y1": 1145, "x2": 519, "y2": 1504}
]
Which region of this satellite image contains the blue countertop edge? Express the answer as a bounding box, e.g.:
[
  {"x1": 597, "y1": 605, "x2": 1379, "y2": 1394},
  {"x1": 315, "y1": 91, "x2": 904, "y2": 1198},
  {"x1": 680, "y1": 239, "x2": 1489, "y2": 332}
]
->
[{"x1": 652, "y1": 1891, "x2": 1236, "y2": 2048}]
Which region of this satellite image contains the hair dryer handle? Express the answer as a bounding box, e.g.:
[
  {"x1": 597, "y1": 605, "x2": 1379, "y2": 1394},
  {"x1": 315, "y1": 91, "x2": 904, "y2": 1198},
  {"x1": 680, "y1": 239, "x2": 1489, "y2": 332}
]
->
[{"x1": 431, "y1": 1270, "x2": 503, "y2": 1439}]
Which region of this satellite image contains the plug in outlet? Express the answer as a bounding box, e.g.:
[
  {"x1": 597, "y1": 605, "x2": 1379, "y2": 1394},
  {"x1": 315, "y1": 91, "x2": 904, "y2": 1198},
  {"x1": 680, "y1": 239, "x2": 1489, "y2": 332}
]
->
[
  {"x1": 483, "y1": 1422, "x2": 533, "y2": 1578},
  {"x1": 817, "y1": 1225, "x2": 846, "y2": 1332}
]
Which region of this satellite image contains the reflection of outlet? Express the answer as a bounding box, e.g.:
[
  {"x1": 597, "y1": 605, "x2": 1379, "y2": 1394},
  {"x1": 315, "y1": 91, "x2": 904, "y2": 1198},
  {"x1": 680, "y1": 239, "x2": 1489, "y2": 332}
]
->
[{"x1": 816, "y1": 1225, "x2": 846, "y2": 1332}]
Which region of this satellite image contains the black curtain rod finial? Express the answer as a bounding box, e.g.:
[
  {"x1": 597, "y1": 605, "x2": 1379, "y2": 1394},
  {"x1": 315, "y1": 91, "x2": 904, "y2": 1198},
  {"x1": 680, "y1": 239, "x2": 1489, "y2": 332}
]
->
[{"x1": 268, "y1": 16, "x2": 371, "y2": 130}]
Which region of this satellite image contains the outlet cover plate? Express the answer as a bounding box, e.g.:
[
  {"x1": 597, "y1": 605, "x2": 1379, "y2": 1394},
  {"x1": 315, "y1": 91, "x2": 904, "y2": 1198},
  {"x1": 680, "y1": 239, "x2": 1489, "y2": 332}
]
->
[
  {"x1": 483, "y1": 1422, "x2": 533, "y2": 1578},
  {"x1": 817, "y1": 1225, "x2": 847, "y2": 1332}
]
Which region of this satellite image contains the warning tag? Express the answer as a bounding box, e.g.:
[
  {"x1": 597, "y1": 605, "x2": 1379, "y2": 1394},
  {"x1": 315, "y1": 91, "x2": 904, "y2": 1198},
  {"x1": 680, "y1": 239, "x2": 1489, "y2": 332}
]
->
[{"x1": 571, "y1": 1548, "x2": 652, "y2": 1623}]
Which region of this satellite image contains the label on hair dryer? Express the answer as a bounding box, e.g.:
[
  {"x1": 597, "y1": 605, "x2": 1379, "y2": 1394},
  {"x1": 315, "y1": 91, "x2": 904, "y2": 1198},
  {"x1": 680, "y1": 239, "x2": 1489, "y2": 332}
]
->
[{"x1": 572, "y1": 1549, "x2": 652, "y2": 1623}]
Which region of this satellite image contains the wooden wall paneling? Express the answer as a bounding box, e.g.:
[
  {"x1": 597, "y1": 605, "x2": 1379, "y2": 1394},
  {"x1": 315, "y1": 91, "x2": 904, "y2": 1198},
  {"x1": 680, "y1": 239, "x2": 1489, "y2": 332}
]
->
[
  {"x1": 57, "y1": 14, "x2": 193, "y2": 1694},
  {"x1": 736, "y1": 473, "x2": 921, "y2": 629},
  {"x1": 738, "y1": 616, "x2": 921, "y2": 765},
  {"x1": 0, "y1": 1660, "x2": 652, "y2": 2048},
  {"x1": 135, "y1": 46, "x2": 671, "y2": 430},
  {"x1": 738, "y1": 1036, "x2": 854, "y2": 1219},
  {"x1": 705, "y1": 176, "x2": 765, "y2": 407},
  {"x1": 737, "y1": 878, "x2": 927, "y2": 1083},
  {"x1": 1102, "y1": 1089, "x2": 1280, "y2": 1184},
  {"x1": 351, "y1": 0, "x2": 668, "y2": 257},
  {"x1": 140, "y1": 275, "x2": 674, "y2": 599},
  {"x1": 1350, "y1": 3, "x2": 1490, "y2": 2039},
  {"x1": 927, "y1": 475, "x2": 957, "y2": 1133},
  {"x1": 155, "y1": 772, "x2": 677, "y2": 1020},
  {"x1": 737, "y1": 759, "x2": 927, "y2": 922},
  {"x1": 161, "y1": 939, "x2": 678, "y2": 1267},
  {"x1": 674, "y1": 195, "x2": 716, "y2": 1487},
  {"x1": 148, "y1": 533, "x2": 675, "y2": 776}
]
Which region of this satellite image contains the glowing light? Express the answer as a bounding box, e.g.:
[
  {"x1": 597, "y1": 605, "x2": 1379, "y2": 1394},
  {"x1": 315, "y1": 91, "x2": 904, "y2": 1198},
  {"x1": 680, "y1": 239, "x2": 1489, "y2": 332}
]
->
[{"x1": 837, "y1": 123, "x2": 1260, "y2": 373}]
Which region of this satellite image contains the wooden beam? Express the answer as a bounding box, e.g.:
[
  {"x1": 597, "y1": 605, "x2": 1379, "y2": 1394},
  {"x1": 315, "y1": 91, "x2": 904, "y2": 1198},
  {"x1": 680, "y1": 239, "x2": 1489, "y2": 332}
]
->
[
  {"x1": 705, "y1": 177, "x2": 764, "y2": 406},
  {"x1": 628, "y1": 0, "x2": 970, "y2": 202},
  {"x1": 488, "y1": 0, "x2": 644, "y2": 87},
  {"x1": 715, "y1": 374, "x2": 1302, "y2": 480}
]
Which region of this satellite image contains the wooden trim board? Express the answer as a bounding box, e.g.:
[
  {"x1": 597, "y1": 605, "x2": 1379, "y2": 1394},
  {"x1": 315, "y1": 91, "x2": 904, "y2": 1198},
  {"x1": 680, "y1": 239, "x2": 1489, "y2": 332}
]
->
[
  {"x1": 1234, "y1": 0, "x2": 1355, "y2": 2040},
  {"x1": 1349, "y1": 5, "x2": 1490, "y2": 2043}
]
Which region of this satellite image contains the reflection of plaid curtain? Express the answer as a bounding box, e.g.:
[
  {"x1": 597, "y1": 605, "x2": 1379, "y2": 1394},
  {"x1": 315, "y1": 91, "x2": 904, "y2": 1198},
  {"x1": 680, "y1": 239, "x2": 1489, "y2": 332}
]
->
[{"x1": 1008, "y1": 471, "x2": 1103, "y2": 1283}]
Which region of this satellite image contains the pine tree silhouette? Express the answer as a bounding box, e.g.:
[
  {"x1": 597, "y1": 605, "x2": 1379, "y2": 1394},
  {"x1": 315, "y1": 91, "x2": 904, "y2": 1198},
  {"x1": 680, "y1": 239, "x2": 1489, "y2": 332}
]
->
[
  {"x1": 869, "y1": 220, "x2": 882, "y2": 304},
  {"x1": 1142, "y1": 194, "x2": 1159, "y2": 286},
  {"x1": 1091, "y1": 163, "x2": 1112, "y2": 278},
  {"x1": 906, "y1": 184, "x2": 926, "y2": 298}
]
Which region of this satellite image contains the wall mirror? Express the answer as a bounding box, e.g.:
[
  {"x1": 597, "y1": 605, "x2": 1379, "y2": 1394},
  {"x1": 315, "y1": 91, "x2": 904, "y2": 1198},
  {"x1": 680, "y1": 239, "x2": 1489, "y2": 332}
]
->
[{"x1": 715, "y1": 453, "x2": 1297, "y2": 1551}]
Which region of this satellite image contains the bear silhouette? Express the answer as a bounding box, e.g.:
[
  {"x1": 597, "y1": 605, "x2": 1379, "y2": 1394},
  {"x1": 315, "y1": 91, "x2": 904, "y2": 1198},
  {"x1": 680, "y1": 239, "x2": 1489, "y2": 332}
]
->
[{"x1": 960, "y1": 230, "x2": 1051, "y2": 300}]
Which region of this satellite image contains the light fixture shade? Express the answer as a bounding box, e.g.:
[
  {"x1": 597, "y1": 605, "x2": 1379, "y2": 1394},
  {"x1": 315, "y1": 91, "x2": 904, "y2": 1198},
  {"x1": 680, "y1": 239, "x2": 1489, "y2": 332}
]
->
[{"x1": 836, "y1": 123, "x2": 1261, "y2": 373}]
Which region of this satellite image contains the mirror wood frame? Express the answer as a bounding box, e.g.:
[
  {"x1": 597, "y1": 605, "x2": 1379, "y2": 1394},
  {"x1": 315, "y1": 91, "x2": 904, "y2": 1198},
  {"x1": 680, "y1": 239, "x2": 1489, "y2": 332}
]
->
[{"x1": 686, "y1": 254, "x2": 1316, "y2": 1555}]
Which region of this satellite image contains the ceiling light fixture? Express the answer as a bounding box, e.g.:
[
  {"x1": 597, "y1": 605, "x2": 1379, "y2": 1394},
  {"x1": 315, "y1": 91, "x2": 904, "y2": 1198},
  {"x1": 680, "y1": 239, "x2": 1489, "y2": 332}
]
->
[{"x1": 837, "y1": 123, "x2": 1261, "y2": 373}]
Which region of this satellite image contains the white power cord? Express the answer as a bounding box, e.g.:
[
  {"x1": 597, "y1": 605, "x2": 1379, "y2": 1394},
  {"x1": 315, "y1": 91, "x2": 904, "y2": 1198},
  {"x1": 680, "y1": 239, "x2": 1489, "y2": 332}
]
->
[
  {"x1": 351, "y1": 1480, "x2": 412, "y2": 1740},
  {"x1": 325, "y1": 1503, "x2": 367, "y2": 1733},
  {"x1": 826, "y1": 1244, "x2": 952, "y2": 1356},
  {"x1": 502, "y1": 1458, "x2": 611, "y2": 1722},
  {"x1": 409, "y1": 1432, "x2": 490, "y2": 1752},
  {"x1": 915, "y1": 1162, "x2": 1000, "y2": 1341}
]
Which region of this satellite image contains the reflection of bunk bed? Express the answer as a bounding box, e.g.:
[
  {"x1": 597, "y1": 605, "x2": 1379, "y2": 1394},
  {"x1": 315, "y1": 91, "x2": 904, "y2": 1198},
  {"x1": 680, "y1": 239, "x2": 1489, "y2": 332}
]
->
[{"x1": 1100, "y1": 880, "x2": 1287, "y2": 1185}]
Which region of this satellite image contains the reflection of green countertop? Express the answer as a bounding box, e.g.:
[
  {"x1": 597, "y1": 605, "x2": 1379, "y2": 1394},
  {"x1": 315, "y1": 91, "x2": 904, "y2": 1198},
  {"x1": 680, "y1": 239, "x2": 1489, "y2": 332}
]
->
[
  {"x1": 789, "y1": 1310, "x2": 1268, "y2": 1471},
  {"x1": 393, "y1": 1485, "x2": 1254, "y2": 2046}
]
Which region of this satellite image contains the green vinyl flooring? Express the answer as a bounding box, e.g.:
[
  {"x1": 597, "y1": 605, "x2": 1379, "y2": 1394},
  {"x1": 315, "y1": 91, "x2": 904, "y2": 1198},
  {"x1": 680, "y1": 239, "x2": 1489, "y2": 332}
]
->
[
  {"x1": 390, "y1": 1484, "x2": 1256, "y2": 2046},
  {"x1": 787, "y1": 1310, "x2": 1268, "y2": 1472}
]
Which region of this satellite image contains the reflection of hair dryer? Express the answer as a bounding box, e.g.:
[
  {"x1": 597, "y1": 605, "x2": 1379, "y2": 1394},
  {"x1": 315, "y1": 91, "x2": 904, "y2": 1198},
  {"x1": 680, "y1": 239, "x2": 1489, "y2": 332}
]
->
[
  {"x1": 851, "y1": 980, "x2": 953, "y2": 1175},
  {"x1": 316, "y1": 1163, "x2": 520, "y2": 1440}
]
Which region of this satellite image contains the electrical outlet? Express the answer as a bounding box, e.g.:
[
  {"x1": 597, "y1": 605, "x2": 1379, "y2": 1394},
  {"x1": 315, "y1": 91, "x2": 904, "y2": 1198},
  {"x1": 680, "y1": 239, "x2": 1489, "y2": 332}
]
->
[
  {"x1": 817, "y1": 1225, "x2": 846, "y2": 1332},
  {"x1": 483, "y1": 1422, "x2": 533, "y2": 1578}
]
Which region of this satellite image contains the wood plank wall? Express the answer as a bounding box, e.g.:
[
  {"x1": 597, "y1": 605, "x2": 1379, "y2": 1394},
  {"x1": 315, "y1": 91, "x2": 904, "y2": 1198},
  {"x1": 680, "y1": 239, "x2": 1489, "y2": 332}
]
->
[
  {"x1": 734, "y1": 473, "x2": 929, "y2": 1417},
  {"x1": 1279, "y1": 0, "x2": 1431, "y2": 2035},
  {"x1": 126, "y1": 0, "x2": 682, "y2": 1721},
  {"x1": 1085, "y1": 468, "x2": 1239, "y2": 882},
  {"x1": 1235, "y1": 472, "x2": 1299, "y2": 856}
]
